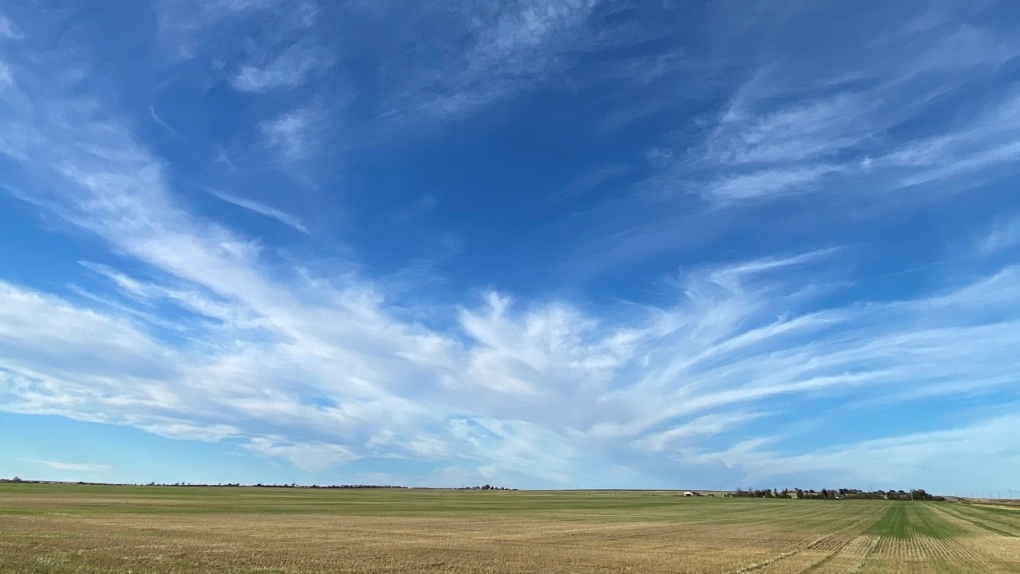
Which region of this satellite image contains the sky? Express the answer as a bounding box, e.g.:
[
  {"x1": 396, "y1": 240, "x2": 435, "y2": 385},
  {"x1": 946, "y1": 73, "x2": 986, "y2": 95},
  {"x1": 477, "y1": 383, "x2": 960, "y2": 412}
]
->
[{"x1": 0, "y1": 0, "x2": 1019, "y2": 495}]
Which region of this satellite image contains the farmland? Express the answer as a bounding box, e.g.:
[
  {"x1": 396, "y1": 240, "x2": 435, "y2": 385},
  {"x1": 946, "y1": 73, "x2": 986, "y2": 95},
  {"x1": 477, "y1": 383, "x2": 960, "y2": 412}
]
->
[{"x1": 2, "y1": 484, "x2": 1019, "y2": 573}]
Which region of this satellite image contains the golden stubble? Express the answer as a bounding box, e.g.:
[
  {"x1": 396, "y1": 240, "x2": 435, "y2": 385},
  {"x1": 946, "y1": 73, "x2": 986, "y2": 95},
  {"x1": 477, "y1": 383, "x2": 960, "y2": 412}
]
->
[{"x1": 2, "y1": 488, "x2": 1019, "y2": 573}]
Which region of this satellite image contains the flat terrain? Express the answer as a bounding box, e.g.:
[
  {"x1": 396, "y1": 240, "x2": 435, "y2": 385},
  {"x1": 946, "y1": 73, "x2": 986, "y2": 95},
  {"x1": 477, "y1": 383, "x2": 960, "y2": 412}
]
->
[{"x1": 2, "y1": 484, "x2": 1019, "y2": 573}]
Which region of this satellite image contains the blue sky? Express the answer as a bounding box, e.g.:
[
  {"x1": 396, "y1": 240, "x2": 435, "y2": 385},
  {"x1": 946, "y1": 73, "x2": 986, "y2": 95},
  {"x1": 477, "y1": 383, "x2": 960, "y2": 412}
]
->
[{"x1": 1, "y1": 0, "x2": 1019, "y2": 494}]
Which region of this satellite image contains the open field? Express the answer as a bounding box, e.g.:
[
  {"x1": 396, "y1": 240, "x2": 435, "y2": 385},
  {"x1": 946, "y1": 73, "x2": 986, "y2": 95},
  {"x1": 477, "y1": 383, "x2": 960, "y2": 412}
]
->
[{"x1": 2, "y1": 484, "x2": 1019, "y2": 573}]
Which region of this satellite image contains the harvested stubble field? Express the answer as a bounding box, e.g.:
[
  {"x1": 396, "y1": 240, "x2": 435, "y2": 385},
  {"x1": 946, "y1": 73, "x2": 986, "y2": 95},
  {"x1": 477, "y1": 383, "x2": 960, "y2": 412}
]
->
[{"x1": 2, "y1": 484, "x2": 1019, "y2": 573}]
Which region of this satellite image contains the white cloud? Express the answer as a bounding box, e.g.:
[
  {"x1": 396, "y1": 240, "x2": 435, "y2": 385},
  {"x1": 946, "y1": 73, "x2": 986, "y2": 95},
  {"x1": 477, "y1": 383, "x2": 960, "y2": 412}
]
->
[
  {"x1": 231, "y1": 45, "x2": 330, "y2": 93},
  {"x1": 0, "y1": 280, "x2": 177, "y2": 381},
  {"x1": 138, "y1": 420, "x2": 241, "y2": 442},
  {"x1": 448, "y1": 417, "x2": 578, "y2": 484},
  {"x1": 693, "y1": 415, "x2": 1020, "y2": 490},
  {"x1": 0, "y1": 61, "x2": 12, "y2": 88},
  {"x1": 1, "y1": 1, "x2": 1019, "y2": 490},
  {"x1": 22, "y1": 459, "x2": 113, "y2": 474},
  {"x1": 705, "y1": 165, "x2": 844, "y2": 201},
  {"x1": 260, "y1": 107, "x2": 322, "y2": 163},
  {"x1": 567, "y1": 8, "x2": 1020, "y2": 275},
  {"x1": 632, "y1": 412, "x2": 764, "y2": 452},
  {"x1": 148, "y1": 104, "x2": 180, "y2": 138},
  {"x1": 2, "y1": 225, "x2": 1019, "y2": 486},
  {"x1": 210, "y1": 190, "x2": 309, "y2": 233},
  {"x1": 378, "y1": 0, "x2": 603, "y2": 122},
  {"x1": 705, "y1": 91, "x2": 872, "y2": 167},
  {"x1": 872, "y1": 89, "x2": 1020, "y2": 187},
  {"x1": 155, "y1": 0, "x2": 315, "y2": 60},
  {"x1": 0, "y1": 12, "x2": 23, "y2": 40},
  {"x1": 480, "y1": 0, "x2": 599, "y2": 57},
  {"x1": 981, "y1": 215, "x2": 1020, "y2": 253},
  {"x1": 244, "y1": 437, "x2": 360, "y2": 472},
  {"x1": 654, "y1": 8, "x2": 1020, "y2": 204},
  {"x1": 1, "y1": 81, "x2": 1017, "y2": 482}
]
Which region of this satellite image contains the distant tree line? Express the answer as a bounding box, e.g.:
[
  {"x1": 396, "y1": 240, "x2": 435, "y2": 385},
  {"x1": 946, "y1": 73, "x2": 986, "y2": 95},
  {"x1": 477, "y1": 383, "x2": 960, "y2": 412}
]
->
[
  {"x1": 730, "y1": 487, "x2": 944, "y2": 501},
  {"x1": 139, "y1": 482, "x2": 409, "y2": 489},
  {"x1": 3, "y1": 478, "x2": 523, "y2": 490}
]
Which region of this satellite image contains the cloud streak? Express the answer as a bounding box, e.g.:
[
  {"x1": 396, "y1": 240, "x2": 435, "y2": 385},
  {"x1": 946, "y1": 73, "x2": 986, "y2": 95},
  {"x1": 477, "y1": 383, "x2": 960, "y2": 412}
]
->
[
  {"x1": 692, "y1": 10, "x2": 1020, "y2": 203},
  {"x1": 260, "y1": 106, "x2": 325, "y2": 164},
  {"x1": 22, "y1": 459, "x2": 113, "y2": 474},
  {"x1": 694, "y1": 415, "x2": 1020, "y2": 490},
  {"x1": 231, "y1": 44, "x2": 330, "y2": 93},
  {"x1": 210, "y1": 190, "x2": 309, "y2": 234}
]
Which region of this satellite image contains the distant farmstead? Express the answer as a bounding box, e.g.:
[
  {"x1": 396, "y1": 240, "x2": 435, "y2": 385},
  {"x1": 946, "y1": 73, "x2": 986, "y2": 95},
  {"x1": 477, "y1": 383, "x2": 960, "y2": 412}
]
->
[{"x1": 683, "y1": 491, "x2": 701, "y2": 497}]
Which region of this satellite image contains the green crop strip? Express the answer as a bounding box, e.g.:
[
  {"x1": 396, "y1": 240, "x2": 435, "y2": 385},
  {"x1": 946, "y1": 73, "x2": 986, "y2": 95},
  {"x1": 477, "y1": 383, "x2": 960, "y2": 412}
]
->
[{"x1": 864, "y1": 502, "x2": 962, "y2": 540}]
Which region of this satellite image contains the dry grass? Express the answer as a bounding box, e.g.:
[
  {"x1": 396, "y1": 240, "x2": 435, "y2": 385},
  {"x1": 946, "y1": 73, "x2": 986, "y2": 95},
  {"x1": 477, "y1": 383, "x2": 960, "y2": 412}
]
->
[{"x1": 1, "y1": 484, "x2": 1018, "y2": 573}]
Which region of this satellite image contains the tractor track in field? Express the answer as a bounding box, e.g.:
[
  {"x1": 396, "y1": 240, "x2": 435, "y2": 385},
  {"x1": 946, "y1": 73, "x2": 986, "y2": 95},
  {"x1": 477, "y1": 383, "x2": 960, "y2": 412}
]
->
[
  {"x1": 862, "y1": 504, "x2": 1007, "y2": 571},
  {"x1": 787, "y1": 502, "x2": 1007, "y2": 573},
  {"x1": 722, "y1": 507, "x2": 883, "y2": 574},
  {"x1": 799, "y1": 534, "x2": 876, "y2": 573},
  {"x1": 949, "y1": 513, "x2": 1016, "y2": 538},
  {"x1": 940, "y1": 505, "x2": 1019, "y2": 538},
  {"x1": 849, "y1": 535, "x2": 880, "y2": 573}
]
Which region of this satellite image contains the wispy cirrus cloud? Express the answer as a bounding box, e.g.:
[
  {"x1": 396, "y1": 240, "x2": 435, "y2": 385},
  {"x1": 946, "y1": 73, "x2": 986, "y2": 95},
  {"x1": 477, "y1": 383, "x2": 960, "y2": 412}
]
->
[
  {"x1": 1, "y1": 1, "x2": 1019, "y2": 491},
  {"x1": 2, "y1": 186, "x2": 1019, "y2": 488},
  {"x1": 688, "y1": 14, "x2": 1020, "y2": 203},
  {"x1": 561, "y1": 2, "x2": 1020, "y2": 276},
  {"x1": 3, "y1": 228, "x2": 1017, "y2": 486},
  {"x1": 705, "y1": 165, "x2": 846, "y2": 202},
  {"x1": 155, "y1": 0, "x2": 318, "y2": 60},
  {"x1": 210, "y1": 190, "x2": 309, "y2": 233},
  {"x1": 0, "y1": 11, "x2": 22, "y2": 40},
  {"x1": 22, "y1": 459, "x2": 113, "y2": 474},
  {"x1": 260, "y1": 106, "x2": 326, "y2": 164},
  {"x1": 693, "y1": 415, "x2": 1020, "y2": 490},
  {"x1": 0, "y1": 61, "x2": 12, "y2": 87},
  {"x1": 244, "y1": 437, "x2": 360, "y2": 472},
  {"x1": 981, "y1": 214, "x2": 1020, "y2": 253},
  {"x1": 372, "y1": 0, "x2": 606, "y2": 122},
  {"x1": 231, "y1": 43, "x2": 331, "y2": 93}
]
